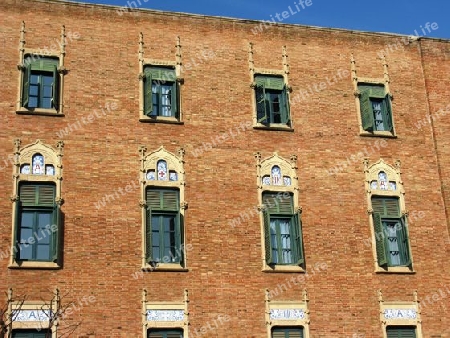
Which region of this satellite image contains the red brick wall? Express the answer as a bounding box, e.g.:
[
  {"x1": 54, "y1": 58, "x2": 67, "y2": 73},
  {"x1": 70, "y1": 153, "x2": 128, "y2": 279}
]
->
[{"x1": 0, "y1": 0, "x2": 449, "y2": 337}]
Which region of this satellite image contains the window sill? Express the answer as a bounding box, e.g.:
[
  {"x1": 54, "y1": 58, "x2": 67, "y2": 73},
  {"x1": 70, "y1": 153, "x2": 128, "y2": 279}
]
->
[
  {"x1": 142, "y1": 263, "x2": 188, "y2": 272},
  {"x1": 16, "y1": 108, "x2": 63, "y2": 117},
  {"x1": 359, "y1": 130, "x2": 397, "y2": 138},
  {"x1": 139, "y1": 116, "x2": 184, "y2": 125},
  {"x1": 9, "y1": 261, "x2": 61, "y2": 269},
  {"x1": 253, "y1": 123, "x2": 294, "y2": 132},
  {"x1": 262, "y1": 264, "x2": 305, "y2": 273},
  {"x1": 375, "y1": 266, "x2": 415, "y2": 274}
]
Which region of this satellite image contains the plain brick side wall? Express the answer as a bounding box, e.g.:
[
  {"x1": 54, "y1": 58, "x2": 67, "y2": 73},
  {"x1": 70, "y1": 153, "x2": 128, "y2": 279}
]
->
[{"x1": 0, "y1": 1, "x2": 449, "y2": 337}]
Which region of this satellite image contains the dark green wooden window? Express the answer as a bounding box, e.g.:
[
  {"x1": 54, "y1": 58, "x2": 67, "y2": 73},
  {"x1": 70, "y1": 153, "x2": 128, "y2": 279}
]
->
[
  {"x1": 12, "y1": 329, "x2": 49, "y2": 338},
  {"x1": 263, "y1": 192, "x2": 303, "y2": 266},
  {"x1": 144, "y1": 66, "x2": 179, "y2": 118},
  {"x1": 15, "y1": 183, "x2": 60, "y2": 262},
  {"x1": 148, "y1": 329, "x2": 183, "y2": 338},
  {"x1": 386, "y1": 326, "x2": 416, "y2": 338},
  {"x1": 372, "y1": 197, "x2": 411, "y2": 268},
  {"x1": 272, "y1": 326, "x2": 304, "y2": 338},
  {"x1": 255, "y1": 75, "x2": 290, "y2": 125},
  {"x1": 358, "y1": 83, "x2": 393, "y2": 132},
  {"x1": 146, "y1": 188, "x2": 183, "y2": 264},
  {"x1": 22, "y1": 56, "x2": 59, "y2": 110}
]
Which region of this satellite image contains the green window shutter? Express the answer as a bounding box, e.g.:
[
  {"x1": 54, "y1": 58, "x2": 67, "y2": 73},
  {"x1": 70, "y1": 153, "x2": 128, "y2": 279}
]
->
[
  {"x1": 281, "y1": 86, "x2": 290, "y2": 124},
  {"x1": 22, "y1": 63, "x2": 31, "y2": 107},
  {"x1": 360, "y1": 90, "x2": 374, "y2": 131},
  {"x1": 263, "y1": 193, "x2": 293, "y2": 214},
  {"x1": 384, "y1": 198, "x2": 400, "y2": 218},
  {"x1": 144, "y1": 72, "x2": 153, "y2": 116},
  {"x1": 373, "y1": 213, "x2": 388, "y2": 266},
  {"x1": 386, "y1": 327, "x2": 416, "y2": 338},
  {"x1": 12, "y1": 200, "x2": 20, "y2": 260},
  {"x1": 256, "y1": 84, "x2": 268, "y2": 123},
  {"x1": 179, "y1": 213, "x2": 184, "y2": 265},
  {"x1": 384, "y1": 95, "x2": 393, "y2": 132},
  {"x1": 146, "y1": 206, "x2": 153, "y2": 263},
  {"x1": 146, "y1": 189, "x2": 179, "y2": 211},
  {"x1": 292, "y1": 210, "x2": 304, "y2": 266},
  {"x1": 31, "y1": 57, "x2": 58, "y2": 72},
  {"x1": 265, "y1": 76, "x2": 285, "y2": 90},
  {"x1": 174, "y1": 82, "x2": 180, "y2": 119},
  {"x1": 263, "y1": 208, "x2": 273, "y2": 265},
  {"x1": 20, "y1": 185, "x2": 55, "y2": 207},
  {"x1": 272, "y1": 331, "x2": 285, "y2": 338},
  {"x1": 372, "y1": 197, "x2": 400, "y2": 218},
  {"x1": 149, "y1": 67, "x2": 176, "y2": 81},
  {"x1": 399, "y1": 216, "x2": 412, "y2": 266},
  {"x1": 51, "y1": 204, "x2": 61, "y2": 262},
  {"x1": 52, "y1": 65, "x2": 59, "y2": 110}
]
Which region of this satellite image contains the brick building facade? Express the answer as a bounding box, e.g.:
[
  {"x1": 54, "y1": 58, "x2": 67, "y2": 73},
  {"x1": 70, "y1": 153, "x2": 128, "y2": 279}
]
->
[{"x1": 0, "y1": 0, "x2": 449, "y2": 337}]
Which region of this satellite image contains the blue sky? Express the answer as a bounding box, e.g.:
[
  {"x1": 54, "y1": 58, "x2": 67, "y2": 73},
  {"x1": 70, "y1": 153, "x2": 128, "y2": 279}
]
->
[{"x1": 76, "y1": 0, "x2": 449, "y2": 39}]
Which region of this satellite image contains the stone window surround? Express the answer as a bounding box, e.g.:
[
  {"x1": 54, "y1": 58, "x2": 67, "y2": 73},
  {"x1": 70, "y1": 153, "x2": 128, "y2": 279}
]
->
[
  {"x1": 16, "y1": 22, "x2": 67, "y2": 116},
  {"x1": 9, "y1": 139, "x2": 64, "y2": 270},
  {"x1": 378, "y1": 290, "x2": 423, "y2": 338},
  {"x1": 5, "y1": 288, "x2": 58, "y2": 337},
  {"x1": 351, "y1": 54, "x2": 396, "y2": 138},
  {"x1": 249, "y1": 43, "x2": 293, "y2": 131},
  {"x1": 255, "y1": 152, "x2": 303, "y2": 273},
  {"x1": 139, "y1": 146, "x2": 187, "y2": 272},
  {"x1": 138, "y1": 33, "x2": 184, "y2": 124},
  {"x1": 364, "y1": 158, "x2": 414, "y2": 274},
  {"x1": 264, "y1": 289, "x2": 310, "y2": 338},
  {"x1": 142, "y1": 289, "x2": 189, "y2": 337}
]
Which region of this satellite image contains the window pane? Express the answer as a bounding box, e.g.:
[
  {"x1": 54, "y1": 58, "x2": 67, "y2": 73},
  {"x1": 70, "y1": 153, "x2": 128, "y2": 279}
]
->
[
  {"x1": 42, "y1": 75, "x2": 53, "y2": 86},
  {"x1": 280, "y1": 219, "x2": 292, "y2": 264},
  {"x1": 384, "y1": 221, "x2": 401, "y2": 266},
  {"x1": 19, "y1": 243, "x2": 32, "y2": 260},
  {"x1": 21, "y1": 212, "x2": 34, "y2": 227},
  {"x1": 29, "y1": 85, "x2": 38, "y2": 96},
  {"x1": 20, "y1": 228, "x2": 33, "y2": 242},
  {"x1": 28, "y1": 97, "x2": 38, "y2": 108},
  {"x1": 30, "y1": 74, "x2": 39, "y2": 84},
  {"x1": 36, "y1": 244, "x2": 50, "y2": 260},
  {"x1": 270, "y1": 220, "x2": 278, "y2": 264}
]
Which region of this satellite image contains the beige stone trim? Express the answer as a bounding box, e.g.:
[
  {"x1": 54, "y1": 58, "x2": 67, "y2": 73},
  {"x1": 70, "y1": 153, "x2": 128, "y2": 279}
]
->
[
  {"x1": 378, "y1": 290, "x2": 423, "y2": 338},
  {"x1": 142, "y1": 289, "x2": 189, "y2": 338},
  {"x1": 9, "y1": 139, "x2": 64, "y2": 269},
  {"x1": 16, "y1": 22, "x2": 66, "y2": 116},
  {"x1": 6, "y1": 288, "x2": 58, "y2": 338},
  {"x1": 351, "y1": 54, "x2": 395, "y2": 137},
  {"x1": 264, "y1": 289, "x2": 310, "y2": 338},
  {"x1": 256, "y1": 152, "x2": 302, "y2": 272},
  {"x1": 139, "y1": 146, "x2": 187, "y2": 270},
  {"x1": 249, "y1": 43, "x2": 293, "y2": 130},
  {"x1": 139, "y1": 33, "x2": 183, "y2": 122},
  {"x1": 364, "y1": 159, "x2": 414, "y2": 273}
]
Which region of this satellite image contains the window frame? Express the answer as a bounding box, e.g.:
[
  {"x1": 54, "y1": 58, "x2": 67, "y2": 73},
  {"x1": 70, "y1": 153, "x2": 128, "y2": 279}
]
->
[
  {"x1": 9, "y1": 139, "x2": 64, "y2": 270},
  {"x1": 146, "y1": 188, "x2": 183, "y2": 266},
  {"x1": 140, "y1": 146, "x2": 187, "y2": 272},
  {"x1": 271, "y1": 326, "x2": 304, "y2": 338},
  {"x1": 17, "y1": 52, "x2": 65, "y2": 116},
  {"x1": 372, "y1": 197, "x2": 411, "y2": 268},
  {"x1": 16, "y1": 183, "x2": 59, "y2": 263},
  {"x1": 147, "y1": 328, "x2": 184, "y2": 338},
  {"x1": 139, "y1": 61, "x2": 183, "y2": 124},
  {"x1": 364, "y1": 159, "x2": 414, "y2": 274},
  {"x1": 262, "y1": 192, "x2": 304, "y2": 267},
  {"x1": 254, "y1": 74, "x2": 292, "y2": 129}
]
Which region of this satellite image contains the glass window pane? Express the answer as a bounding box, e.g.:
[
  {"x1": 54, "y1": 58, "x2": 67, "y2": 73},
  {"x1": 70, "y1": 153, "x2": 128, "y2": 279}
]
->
[
  {"x1": 36, "y1": 244, "x2": 50, "y2": 260},
  {"x1": 42, "y1": 75, "x2": 53, "y2": 86},
  {"x1": 20, "y1": 228, "x2": 33, "y2": 242},
  {"x1": 152, "y1": 247, "x2": 160, "y2": 261},
  {"x1": 30, "y1": 74, "x2": 39, "y2": 84},
  {"x1": 38, "y1": 213, "x2": 52, "y2": 228},
  {"x1": 151, "y1": 216, "x2": 159, "y2": 231},
  {"x1": 29, "y1": 85, "x2": 39, "y2": 96},
  {"x1": 21, "y1": 213, "x2": 34, "y2": 227},
  {"x1": 19, "y1": 244, "x2": 32, "y2": 260},
  {"x1": 43, "y1": 85, "x2": 52, "y2": 98},
  {"x1": 28, "y1": 97, "x2": 38, "y2": 108},
  {"x1": 42, "y1": 98, "x2": 52, "y2": 109}
]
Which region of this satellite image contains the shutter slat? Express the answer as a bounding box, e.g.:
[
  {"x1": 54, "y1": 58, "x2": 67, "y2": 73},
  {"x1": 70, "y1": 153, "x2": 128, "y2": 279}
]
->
[
  {"x1": 162, "y1": 190, "x2": 178, "y2": 211},
  {"x1": 385, "y1": 198, "x2": 400, "y2": 218},
  {"x1": 263, "y1": 193, "x2": 293, "y2": 214},
  {"x1": 146, "y1": 190, "x2": 161, "y2": 209},
  {"x1": 20, "y1": 185, "x2": 37, "y2": 206},
  {"x1": 30, "y1": 57, "x2": 58, "y2": 72},
  {"x1": 146, "y1": 67, "x2": 176, "y2": 81},
  {"x1": 38, "y1": 185, "x2": 55, "y2": 206}
]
